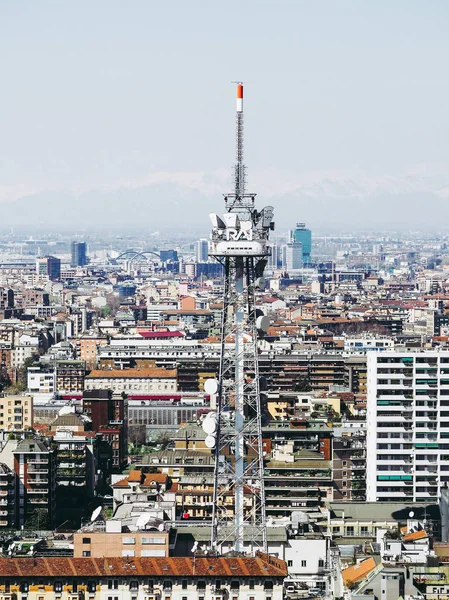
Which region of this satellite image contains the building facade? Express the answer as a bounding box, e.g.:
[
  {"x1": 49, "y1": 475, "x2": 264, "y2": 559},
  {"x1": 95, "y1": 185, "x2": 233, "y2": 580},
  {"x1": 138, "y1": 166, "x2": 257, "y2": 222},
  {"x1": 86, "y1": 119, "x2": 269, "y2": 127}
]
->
[
  {"x1": 367, "y1": 351, "x2": 449, "y2": 502},
  {"x1": 290, "y1": 223, "x2": 312, "y2": 264},
  {"x1": 36, "y1": 256, "x2": 61, "y2": 281},
  {"x1": 0, "y1": 395, "x2": 33, "y2": 431},
  {"x1": 0, "y1": 554, "x2": 287, "y2": 600},
  {"x1": 13, "y1": 438, "x2": 56, "y2": 528},
  {"x1": 71, "y1": 241, "x2": 87, "y2": 267}
]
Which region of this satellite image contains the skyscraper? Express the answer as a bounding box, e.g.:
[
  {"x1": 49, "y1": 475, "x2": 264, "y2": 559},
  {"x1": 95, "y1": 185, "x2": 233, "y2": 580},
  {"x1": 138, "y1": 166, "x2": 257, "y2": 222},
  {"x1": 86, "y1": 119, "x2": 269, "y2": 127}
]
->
[
  {"x1": 290, "y1": 222, "x2": 312, "y2": 264},
  {"x1": 285, "y1": 242, "x2": 303, "y2": 271},
  {"x1": 195, "y1": 239, "x2": 209, "y2": 263},
  {"x1": 71, "y1": 241, "x2": 87, "y2": 267}
]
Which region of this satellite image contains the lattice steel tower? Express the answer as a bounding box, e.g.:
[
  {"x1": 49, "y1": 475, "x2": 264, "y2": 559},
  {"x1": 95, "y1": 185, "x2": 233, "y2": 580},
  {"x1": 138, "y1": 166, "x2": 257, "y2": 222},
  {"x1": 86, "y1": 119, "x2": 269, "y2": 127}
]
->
[{"x1": 208, "y1": 84, "x2": 274, "y2": 554}]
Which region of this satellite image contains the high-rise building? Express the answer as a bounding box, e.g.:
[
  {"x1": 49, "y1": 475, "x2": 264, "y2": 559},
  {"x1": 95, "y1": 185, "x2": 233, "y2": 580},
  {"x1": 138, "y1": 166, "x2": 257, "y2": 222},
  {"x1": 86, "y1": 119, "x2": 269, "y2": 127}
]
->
[
  {"x1": 36, "y1": 256, "x2": 61, "y2": 280},
  {"x1": 290, "y1": 222, "x2": 312, "y2": 264},
  {"x1": 267, "y1": 243, "x2": 281, "y2": 270},
  {"x1": 71, "y1": 241, "x2": 87, "y2": 267},
  {"x1": 367, "y1": 351, "x2": 449, "y2": 503},
  {"x1": 285, "y1": 242, "x2": 303, "y2": 271},
  {"x1": 13, "y1": 438, "x2": 56, "y2": 528},
  {"x1": 195, "y1": 238, "x2": 209, "y2": 263}
]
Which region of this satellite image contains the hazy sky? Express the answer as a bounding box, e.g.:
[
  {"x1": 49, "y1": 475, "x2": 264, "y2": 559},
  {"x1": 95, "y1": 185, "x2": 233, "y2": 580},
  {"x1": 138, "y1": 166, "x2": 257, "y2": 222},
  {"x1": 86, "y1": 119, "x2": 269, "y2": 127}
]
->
[{"x1": 1, "y1": 1, "x2": 449, "y2": 228}]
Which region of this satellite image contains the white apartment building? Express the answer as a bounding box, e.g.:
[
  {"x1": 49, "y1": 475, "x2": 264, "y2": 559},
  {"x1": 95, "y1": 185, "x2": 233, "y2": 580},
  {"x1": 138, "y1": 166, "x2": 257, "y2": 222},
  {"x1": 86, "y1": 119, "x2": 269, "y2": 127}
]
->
[{"x1": 367, "y1": 351, "x2": 449, "y2": 503}]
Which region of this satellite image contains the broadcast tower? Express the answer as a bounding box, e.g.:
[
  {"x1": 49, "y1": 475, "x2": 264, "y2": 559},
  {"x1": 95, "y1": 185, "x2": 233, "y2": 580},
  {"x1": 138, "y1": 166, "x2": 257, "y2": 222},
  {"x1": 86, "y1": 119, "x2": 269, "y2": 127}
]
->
[{"x1": 208, "y1": 84, "x2": 275, "y2": 554}]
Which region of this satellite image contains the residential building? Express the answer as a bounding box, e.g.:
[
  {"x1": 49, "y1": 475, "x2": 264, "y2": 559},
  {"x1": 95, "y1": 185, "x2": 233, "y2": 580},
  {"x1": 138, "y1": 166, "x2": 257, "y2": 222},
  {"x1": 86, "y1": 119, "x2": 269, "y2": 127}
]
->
[
  {"x1": 112, "y1": 470, "x2": 170, "y2": 508},
  {"x1": 28, "y1": 360, "x2": 85, "y2": 395},
  {"x1": 13, "y1": 438, "x2": 56, "y2": 528},
  {"x1": 36, "y1": 256, "x2": 61, "y2": 281},
  {"x1": 0, "y1": 395, "x2": 33, "y2": 431},
  {"x1": 0, "y1": 463, "x2": 15, "y2": 528},
  {"x1": 23, "y1": 289, "x2": 49, "y2": 306},
  {"x1": 82, "y1": 390, "x2": 128, "y2": 472},
  {"x1": 332, "y1": 433, "x2": 366, "y2": 501},
  {"x1": 50, "y1": 417, "x2": 97, "y2": 496},
  {"x1": 73, "y1": 526, "x2": 169, "y2": 558},
  {"x1": 0, "y1": 288, "x2": 14, "y2": 309},
  {"x1": 0, "y1": 554, "x2": 287, "y2": 600},
  {"x1": 367, "y1": 351, "x2": 449, "y2": 502},
  {"x1": 85, "y1": 367, "x2": 177, "y2": 394}
]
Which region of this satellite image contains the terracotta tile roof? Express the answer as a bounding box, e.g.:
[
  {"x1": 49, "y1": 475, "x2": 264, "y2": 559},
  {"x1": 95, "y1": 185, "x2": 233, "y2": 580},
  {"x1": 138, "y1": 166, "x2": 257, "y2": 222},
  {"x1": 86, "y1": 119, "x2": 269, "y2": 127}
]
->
[
  {"x1": 404, "y1": 530, "x2": 428, "y2": 542},
  {"x1": 0, "y1": 554, "x2": 287, "y2": 577},
  {"x1": 128, "y1": 470, "x2": 142, "y2": 482},
  {"x1": 113, "y1": 470, "x2": 168, "y2": 488},
  {"x1": 87, "y1": 368, "x2": 177, "y2": 379},
  {"x1": 342, "y1": 557, "x2": 376, "y2": 585}
]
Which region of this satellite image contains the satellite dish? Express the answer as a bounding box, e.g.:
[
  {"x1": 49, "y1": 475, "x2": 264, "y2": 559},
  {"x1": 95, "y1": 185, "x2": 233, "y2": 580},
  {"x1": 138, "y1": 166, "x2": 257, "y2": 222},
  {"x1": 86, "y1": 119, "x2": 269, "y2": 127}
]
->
[
  {"x1": 256, "y1": 315, "x2": 270, "y2": 332},
  {"x1": 91, "y1": 506, "x2": 102, "y2": 522},
  {"x1": 204, "y1": 379, "x2": 218, "y2": 395},
  {"x1": 158, "y1": 523, "x2": 165, "y2": 532},
  {"x1": 205, "y1": 435, "x2": 216, "y2": 449},
  {"x1": 203, "y1": 417, "x2": 217, "y2": 435},
  {"x1": 136, "y1": 513, "x2": 151, "y2": 529},
  {"x1": 409, "y1": 511, "x2": 415, "y2": 518}
]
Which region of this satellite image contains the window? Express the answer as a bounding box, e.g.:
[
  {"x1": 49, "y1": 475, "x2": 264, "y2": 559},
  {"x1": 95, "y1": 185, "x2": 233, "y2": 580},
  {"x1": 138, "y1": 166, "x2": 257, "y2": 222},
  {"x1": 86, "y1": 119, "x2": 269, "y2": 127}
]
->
[
  {"x1": 182, "y1": 580, "x2": 188, "y2": 590},
  {"x1": 72, "y1": 583, "x2": 78, "y2": 593},
  {"x1": 83, "y1": 551, "x2": 91, "y2": 557},
  {"x1": 287, "y1": 560, "x2": 293, "y2": 567},
  {"x1": 129, "y1": 581, "x2": 138, "y2": 591},
  {"x1": 301, "y1": 560, "x2": 307, "y2": 567},
  {"x1": 54, "y1": 583, "x2": 62, "y2": 593},
  {"x1": 82, "y1": 537, "x2": 91, "y2": 544},
  {"x1": 346, "y1": 527, "x2": 354, "y2": 536},
  {"x1": 88, "y1": 581, "x2": 96, "y2": 593},
  {"x1": 318, "y1": 559, "x2": 324, "y2": 568},
  {"x1": 122, "y1": 537, "x2": 136, "y2": 544},
  {"x1": 249, "y1": 580, "x2": 255, "y2": 590}
]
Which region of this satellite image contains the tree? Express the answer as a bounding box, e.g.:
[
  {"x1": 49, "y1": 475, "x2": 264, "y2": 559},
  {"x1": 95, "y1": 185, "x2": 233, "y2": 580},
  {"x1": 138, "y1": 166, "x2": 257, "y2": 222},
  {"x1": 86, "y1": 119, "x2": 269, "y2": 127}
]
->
[
  {"x1": 294, "y1": 377, "x2": 312, "y2": 392},
  {"x1": 8, "y1": 354, "x2": 39, "y2": 393},
  {"x1": 24, "y1": 508, "x2": 49, "y2": 531}
]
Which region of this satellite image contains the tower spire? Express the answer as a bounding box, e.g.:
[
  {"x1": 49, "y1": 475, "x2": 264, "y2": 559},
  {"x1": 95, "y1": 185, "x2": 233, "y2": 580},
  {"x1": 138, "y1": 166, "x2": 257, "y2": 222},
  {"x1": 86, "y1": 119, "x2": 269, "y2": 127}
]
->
[{"x1": 234, "y1": 83, "x2": 245, "y2": 196}]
